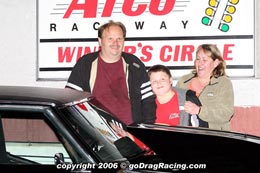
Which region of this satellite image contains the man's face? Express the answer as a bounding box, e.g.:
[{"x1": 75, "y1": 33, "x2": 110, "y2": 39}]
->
[{"x1": 98, "y1": 25, "x2": 125, "y2": 61}]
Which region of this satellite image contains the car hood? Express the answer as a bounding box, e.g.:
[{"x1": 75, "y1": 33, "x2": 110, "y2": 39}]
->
[{"x1": 127, "y1": 124, "x2": 260, "y2": 171}]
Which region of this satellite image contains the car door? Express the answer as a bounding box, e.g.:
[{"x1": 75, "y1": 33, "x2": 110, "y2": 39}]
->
[{"x1": 0, "y1": 105, "x2": 78, "y2": 165}]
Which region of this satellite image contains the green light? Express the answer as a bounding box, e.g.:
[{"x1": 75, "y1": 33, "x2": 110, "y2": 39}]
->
[
  {"x1": 202, "y1": 16, "x2": 212, "y2": 26},
  {"x1": 219, "y1": 23, "x2": 229, "y2": 32}
]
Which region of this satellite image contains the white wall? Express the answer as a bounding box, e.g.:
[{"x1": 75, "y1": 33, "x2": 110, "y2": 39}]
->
[
  {"x1": 0, "y1": 1, "x2": 65, "y2": 88},
  {"x1": 0, "y1": 0, "x2": 259, "y2": 106}
]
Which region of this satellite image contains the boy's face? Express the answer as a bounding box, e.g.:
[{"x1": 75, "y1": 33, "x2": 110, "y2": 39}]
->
[{"x1": 150, "y1": 71, "x2": 173, "y2": 96}]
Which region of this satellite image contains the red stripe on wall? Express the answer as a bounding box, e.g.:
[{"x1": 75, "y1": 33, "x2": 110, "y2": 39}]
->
[{"x1": 231, "y1": 106, "x2": 260, "y2": 137}]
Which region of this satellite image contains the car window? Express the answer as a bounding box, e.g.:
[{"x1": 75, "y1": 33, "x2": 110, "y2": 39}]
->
[
  {"x1": 62, "y1": 103, "x2": 125, "y2": 162},
  {"x1": 0, "y1": 110, "x2": 72, "y2": 164},
  {"x1": 62, "y1": 101, "x2": 144, "y2": 162}
]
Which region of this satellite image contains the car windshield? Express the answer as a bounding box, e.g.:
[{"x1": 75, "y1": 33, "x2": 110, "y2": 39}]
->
[{"x1": 61, "y1": 98, "x2": 141, "y2": 162}]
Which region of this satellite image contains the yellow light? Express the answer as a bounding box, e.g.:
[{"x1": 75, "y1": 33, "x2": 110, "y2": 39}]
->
[
  {"x1": 226, "y1": 6, "x2": 236, "y2": 14},
  {"x1": 205, "y1": 8, "x2": 215, "y2": 16},
  {"x1": 229, "y1": 0, "x2": 239, "y2": 5},
  {"x1": 209, "y1": 0, "x2": 219, "y2": 7},
  {"x1": 223, "y1": 14, "x2": 232, "y2": 23}
]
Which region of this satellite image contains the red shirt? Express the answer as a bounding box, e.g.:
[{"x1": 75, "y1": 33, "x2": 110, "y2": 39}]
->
[
  {"x1": 155, "y1": 91, "x2": 180, "y2": 126},
  {"x1": 92, "y1": 57, "x2": 132, "y2": 125}
]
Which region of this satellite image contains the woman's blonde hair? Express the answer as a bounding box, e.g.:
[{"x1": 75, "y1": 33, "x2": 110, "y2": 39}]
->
[{"x1": 193, "y1": 44, "x2": 226, "y2": 77}]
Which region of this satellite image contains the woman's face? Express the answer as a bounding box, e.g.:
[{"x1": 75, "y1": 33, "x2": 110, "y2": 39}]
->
[
  {"x1": 150, "y1": 71, "x2": 173, "y2": 96},
  {"x1": 195, "y1": 49, "x2": 219, "y2": 78}
]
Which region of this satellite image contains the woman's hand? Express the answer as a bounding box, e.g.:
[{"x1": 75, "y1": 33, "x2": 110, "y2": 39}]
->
[{"x1": 184, "y1": 101, "x2": 201, "y2": 115}]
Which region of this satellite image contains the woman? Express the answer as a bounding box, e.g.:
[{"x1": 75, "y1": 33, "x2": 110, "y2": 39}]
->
[
  {"x1": 176, "y1": 44, "x2": 234, "y2": 131},
  {"x1": 148, "y1": 64, "x2": 208, "y2": 127}
]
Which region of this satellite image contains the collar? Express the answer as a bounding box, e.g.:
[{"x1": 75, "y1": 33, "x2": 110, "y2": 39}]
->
[{"x1": 183, "y1": 73, "x2": 219, "y2": 85}]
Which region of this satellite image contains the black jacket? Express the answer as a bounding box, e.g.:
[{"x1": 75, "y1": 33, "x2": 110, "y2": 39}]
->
[
  {"x1": 186, "y1": 90, "x2": 208, "y2": 128},
  {"x1": 66, "y1": 51, "x2": 156, "y2": 125}
]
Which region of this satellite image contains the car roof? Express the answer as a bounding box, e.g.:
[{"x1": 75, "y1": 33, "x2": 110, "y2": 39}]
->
[{"x1": 0, "y1": 86, "x2": 92, "y2": 107}]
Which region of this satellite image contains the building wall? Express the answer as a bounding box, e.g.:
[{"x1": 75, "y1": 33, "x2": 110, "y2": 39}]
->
[{"x1": 231, "y1": 106, "x2": 260, "y2": 137}]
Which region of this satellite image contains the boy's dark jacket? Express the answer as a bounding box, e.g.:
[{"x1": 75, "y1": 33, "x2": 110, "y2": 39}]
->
[
  {"x1": 186, "y1": 90, "x2": 208, "y2": 128},
  {"x1": 174, "y1": 87, "x2": 208, "y2": 128}
]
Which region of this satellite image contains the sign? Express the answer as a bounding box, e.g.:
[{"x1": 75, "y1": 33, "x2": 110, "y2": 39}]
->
[{"x1": 37, "y1": 0, "x2": 255, "y2": 80}]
